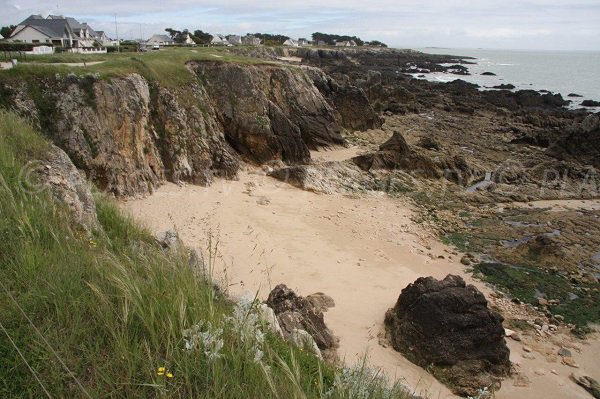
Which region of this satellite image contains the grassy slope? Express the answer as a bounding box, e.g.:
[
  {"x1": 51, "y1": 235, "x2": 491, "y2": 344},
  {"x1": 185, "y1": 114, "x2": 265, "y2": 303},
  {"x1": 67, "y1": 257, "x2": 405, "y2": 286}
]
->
[
  {"x1": 0, "y1": 47, "x2": 273, "y2": 89},
  {"x1": 0, "y1": 110, "x2": 409, "y2": 398}
]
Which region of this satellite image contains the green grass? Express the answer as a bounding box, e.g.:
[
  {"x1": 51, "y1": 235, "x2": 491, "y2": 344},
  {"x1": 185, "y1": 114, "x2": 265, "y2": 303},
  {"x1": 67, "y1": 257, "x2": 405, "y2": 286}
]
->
[
  {"x1": 0, "y1": 110, "x2": 410, "y2": 398},
  {"x1": 474, "y1": 262, "x2": 600, "y2": 331},
  {"x1": 441, "y1": 232, "x2": 469, "y2": 252},
  {"x1": 0, "y1": 47, "x2": 274, "y2": 89}
]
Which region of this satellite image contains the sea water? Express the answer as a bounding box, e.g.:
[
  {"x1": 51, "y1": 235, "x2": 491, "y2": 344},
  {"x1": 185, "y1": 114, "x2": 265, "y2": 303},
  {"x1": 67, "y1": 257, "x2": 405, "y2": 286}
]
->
[{"x1": 413, "y1": 48, "x2": 600, "y2": 110}]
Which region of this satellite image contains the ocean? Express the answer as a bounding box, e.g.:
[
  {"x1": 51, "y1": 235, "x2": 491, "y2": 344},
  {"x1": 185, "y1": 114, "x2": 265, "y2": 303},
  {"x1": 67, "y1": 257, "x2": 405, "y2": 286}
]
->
[{"x1": 413, "y1": 48, "x2": 600, "y2": 110}]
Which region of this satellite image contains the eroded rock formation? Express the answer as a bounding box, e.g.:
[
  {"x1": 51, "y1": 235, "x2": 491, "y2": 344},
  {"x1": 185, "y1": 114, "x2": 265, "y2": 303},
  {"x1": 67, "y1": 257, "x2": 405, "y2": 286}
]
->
[
  {"x1": 266, "y1": 284, "x2": 339, "y2": 361},
  {"x1": 385, "y1": 275, "x2": 511, "y2": 396}
]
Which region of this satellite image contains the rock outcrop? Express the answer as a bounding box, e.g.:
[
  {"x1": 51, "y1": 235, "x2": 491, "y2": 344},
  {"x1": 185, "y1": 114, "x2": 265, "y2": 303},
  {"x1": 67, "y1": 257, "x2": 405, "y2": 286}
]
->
[
  {"x1": 385, "y1": 275, "x2": 511, "y2": 397},
  {"x1": 304, "y1": 66, "x2": 382, "y2": 131},
  {"x1": 191, "y1": 62, "x2": 344, "y2": 164},
  {"x1": 1, "y1": 62, "x2": 351, "y2": 197},
  {"x1": 352, "y1": 131, "x2": 481, "y2": 184},
  {"x1": 36, "y1": 144, "x2": 99, "y2": 233},
  {"x1": 266, "y1": 284, "x2": 339, "y2": 361}
]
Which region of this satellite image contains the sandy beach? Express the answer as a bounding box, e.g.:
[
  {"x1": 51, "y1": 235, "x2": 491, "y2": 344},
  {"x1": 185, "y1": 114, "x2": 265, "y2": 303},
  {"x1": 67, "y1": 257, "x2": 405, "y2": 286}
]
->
[{"x1": 123, "y1": 150, "x2": 600, "y2": 399}]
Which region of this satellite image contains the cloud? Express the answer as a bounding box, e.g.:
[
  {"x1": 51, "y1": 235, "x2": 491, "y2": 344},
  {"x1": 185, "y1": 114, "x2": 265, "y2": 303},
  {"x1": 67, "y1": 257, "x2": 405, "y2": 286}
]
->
[{"x1": 1, "y1": 0, "x2": 599, "y2": 50}]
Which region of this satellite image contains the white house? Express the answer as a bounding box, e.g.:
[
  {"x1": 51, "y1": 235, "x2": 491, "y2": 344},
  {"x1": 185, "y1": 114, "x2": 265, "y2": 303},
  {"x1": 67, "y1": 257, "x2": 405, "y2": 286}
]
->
[
  {"x1": 283, "y1": 39, "x2": 299, "y2": 47},
  {"x1": 146, "y1": 34, "x2": 174, "y2": 46},
  {"x1": 227, "y1": 35, "x2": 242, "y2": 46},
  {"x1": 9, "y1": 14, "x2": 109, "y2": 48},
  {"x1": 210, "y1": 34, "x2": 228, "y2": 46},
  {"x1": 335, "y1": 40, "x2": 357, "y2": 47},
  {"x1": 298, "y1": 38, "x2": 312, "y2": 47},
  {"x1": 180, "y1": 32, "x2": 195, "y2": 45}
]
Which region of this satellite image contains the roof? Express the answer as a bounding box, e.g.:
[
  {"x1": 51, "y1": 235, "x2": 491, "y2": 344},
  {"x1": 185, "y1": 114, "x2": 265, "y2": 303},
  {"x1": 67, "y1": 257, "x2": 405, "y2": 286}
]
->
[
  {"x1": 14, "y1": 16, "x2": 72, "y2": 39},
  {"x1": 147, "y1": 34, "x2": 174, "y2": 43}
]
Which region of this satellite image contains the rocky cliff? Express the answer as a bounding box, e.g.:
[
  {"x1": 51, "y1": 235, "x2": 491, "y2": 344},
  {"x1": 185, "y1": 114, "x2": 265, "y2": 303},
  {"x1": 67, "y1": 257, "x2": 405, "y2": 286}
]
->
[{"x1": 0, "y1": 61, "x2": 352, "y2": 197}]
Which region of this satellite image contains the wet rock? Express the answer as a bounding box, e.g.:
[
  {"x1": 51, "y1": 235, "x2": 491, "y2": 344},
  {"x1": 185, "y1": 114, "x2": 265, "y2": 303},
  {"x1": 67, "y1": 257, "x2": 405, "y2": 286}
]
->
[
  {"x1": 384, "y1": 275, "x2": 510, "y2": 396},
  {"x1": 481, "y1": 72, "x2": 497, "y2": 76},
  {"x1": 266, "y1": 284, "x2": 339, "y2": 361},
  {"x1": 581, "y1": 100, "x2": 600, "y2": 107},
  {"x1": 493, "y1": 84, "x2": 516, "y2": 90}
]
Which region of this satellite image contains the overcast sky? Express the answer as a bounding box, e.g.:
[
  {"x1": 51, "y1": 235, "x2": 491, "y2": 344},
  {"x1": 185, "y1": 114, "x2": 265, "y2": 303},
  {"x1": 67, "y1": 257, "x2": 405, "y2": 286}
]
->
[{"x1": 2, "y1": 0, "x2": 599, "y2": 51}]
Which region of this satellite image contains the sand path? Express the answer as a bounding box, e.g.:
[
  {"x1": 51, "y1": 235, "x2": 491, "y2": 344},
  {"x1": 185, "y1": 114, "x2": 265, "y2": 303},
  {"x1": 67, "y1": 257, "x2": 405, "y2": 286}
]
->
[{"x1": 122, "y1": 159, "x2": 599, "y2": 399}]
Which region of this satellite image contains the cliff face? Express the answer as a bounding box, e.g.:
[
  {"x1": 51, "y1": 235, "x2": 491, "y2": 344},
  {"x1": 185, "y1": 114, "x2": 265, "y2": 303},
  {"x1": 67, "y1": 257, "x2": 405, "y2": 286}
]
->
[
  {"x1": 190, "y1": 62, "x2": 344, "y2": 163},
  {"x1": 1, "y1": 61, "x2": 351, "y2": 197}
]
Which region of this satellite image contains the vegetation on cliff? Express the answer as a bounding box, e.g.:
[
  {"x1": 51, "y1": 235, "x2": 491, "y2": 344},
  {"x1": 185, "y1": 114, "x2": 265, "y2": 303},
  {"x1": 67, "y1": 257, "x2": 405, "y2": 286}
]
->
[{"x1": 0, "y1": 110, "x2": 410, "y2": 398}]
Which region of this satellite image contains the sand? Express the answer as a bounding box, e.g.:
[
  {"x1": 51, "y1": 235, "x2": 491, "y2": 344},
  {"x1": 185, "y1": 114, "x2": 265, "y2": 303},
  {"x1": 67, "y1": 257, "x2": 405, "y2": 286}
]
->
[{"x1": 122, "y1": 161, "x2": 599, "y2": 399}]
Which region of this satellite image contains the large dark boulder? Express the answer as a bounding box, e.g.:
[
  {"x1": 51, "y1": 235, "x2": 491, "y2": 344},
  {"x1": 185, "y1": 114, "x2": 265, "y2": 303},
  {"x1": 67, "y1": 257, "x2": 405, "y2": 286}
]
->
[
  {"x1": 385, "y1": 275, "x2": 510, "y2": 397},
  {"x1": 266, "y1": 284, "x2": 339, "y2": 360}
]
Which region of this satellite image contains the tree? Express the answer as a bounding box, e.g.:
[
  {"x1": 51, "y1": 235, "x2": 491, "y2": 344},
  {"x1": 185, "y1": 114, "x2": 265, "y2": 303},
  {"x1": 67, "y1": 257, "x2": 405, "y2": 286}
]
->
[
  {"x1": 311, "y1": 32, "x2": 364, "y2": 46},
  {"x1": 164, "y1": 28, "x2": 181, "y2": 40},
  {"x1": 0, "y1": 25, "x2": 16, "y2": 39},
  {"x1": 251, "y1": 33, "x2": 289, "y2": 46},
  {"x1": 366, "y1": 40, "x2": 387, "y2": 48},
  {"x1": 192, "y1": 30, "x2": 213, "y2": 45}
]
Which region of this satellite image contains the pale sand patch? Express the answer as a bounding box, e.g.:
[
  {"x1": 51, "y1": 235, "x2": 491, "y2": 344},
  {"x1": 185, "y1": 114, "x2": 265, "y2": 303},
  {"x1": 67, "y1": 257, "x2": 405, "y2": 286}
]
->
[
  {"x1": 510, "y1": 199, "x2": 600, "y2": 212},
  {"x1": 210, "y1": 54, "x2": 224, "y2": 58},
  {"x1": 310, "y1": 146, "x2": 361, "y2": 162},
  {"x1": 122, "y1": 169, "x2": 600, "y2": 399},
  {"x1": 277, "y1": 56, "x2": 303, "y2": 63}
]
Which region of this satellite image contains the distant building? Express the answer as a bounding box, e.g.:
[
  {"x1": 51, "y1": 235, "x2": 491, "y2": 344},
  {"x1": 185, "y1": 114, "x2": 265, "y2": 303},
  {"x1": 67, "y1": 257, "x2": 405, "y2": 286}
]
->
[
  {"x1": 8, "y1": 14, "x2": 110, "y2": 48},
  {"x1": 210, "y1": 34, "x2": 227, "y2": 46},
  {"x1": 335, "y1": 40, "x2": 357, "y2": 47},
  {"x1": 298, "y1": 38, "x2": 312, "y2": 47},
  {"x1": 242, "y1": 35, "x2": 261, "y2": 46},
  {"x1": 227, "y1": 35, "x2": 242, "y2": 46},
  {"x1": 283, "y1": 39, "x2": 298, "y2": 47},
  {"x1": 180, "y1": 32, "x2": 195, "y2": 45},
  {"x1": 317, "y1": 40, "x2": 327, "y2": 46},
  {"x1": 146, "y1": 34, "x2": 174, "y2": 46}
]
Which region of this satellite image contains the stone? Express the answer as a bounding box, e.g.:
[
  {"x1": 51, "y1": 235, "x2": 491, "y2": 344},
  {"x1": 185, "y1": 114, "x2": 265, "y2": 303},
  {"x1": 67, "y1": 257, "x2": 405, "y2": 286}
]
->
[
  {"x1": 306, "y1": 292, "x2": 336, "y2": 313},
  {"x1": 266, "y1": 284, "x2": 339, "y2": 361},
  {"x1": 156, "y1": 230, "x2": 179, "y2": 250},
  {"x1": 36, "y1": 145, "x2": 99, "y2": 233},
  {"x1": 523, "y1": 353, "x2": 536, "y2": 360},
  {"x1": 258, "y1": 304, "x2": 283, "y2": 337},
  {"x1": 289, "y1": 329, "x2": 322, "y2": 359},
  {"x1": 513, "y1": 373, "x2": 531, "y2": 387},
  {"x1": 562, "y1": 357, "x2": 580, "y2": 368},
  {"x1": 570, "y1": 374, "x2": 600, "y2": 399},
  {"x1": 384, "y1": 275, "x2": 510, "y2": 397},
  {"x1": 522, "y1": 346, "x2": 533, "y2": 353},
  {"x1": 537, "y1": 297, "x2": 549, "y2": 306}
]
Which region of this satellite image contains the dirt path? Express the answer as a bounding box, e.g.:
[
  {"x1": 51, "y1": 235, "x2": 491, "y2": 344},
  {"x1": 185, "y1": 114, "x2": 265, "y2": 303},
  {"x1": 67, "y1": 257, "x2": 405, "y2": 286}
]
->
[{"x1": 122, "y1": 163, "x2": 599, "y2": 399}]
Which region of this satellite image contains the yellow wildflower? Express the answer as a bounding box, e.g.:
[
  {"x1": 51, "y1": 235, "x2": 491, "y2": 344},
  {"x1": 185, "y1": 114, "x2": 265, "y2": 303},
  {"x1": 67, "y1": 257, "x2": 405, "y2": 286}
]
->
[
  {"x1": 157, "y1": 366, "x2": 165, "y2": 376},
  {"x1": 166, "y1": 372, "x2": 174, "y2": 378}
]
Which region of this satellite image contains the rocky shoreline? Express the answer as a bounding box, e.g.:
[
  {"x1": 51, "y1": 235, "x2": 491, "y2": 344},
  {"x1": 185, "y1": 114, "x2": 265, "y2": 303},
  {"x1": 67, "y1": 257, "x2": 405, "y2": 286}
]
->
[{"x1": 2, "y1": 46, "x2": 599, "y2": 398}]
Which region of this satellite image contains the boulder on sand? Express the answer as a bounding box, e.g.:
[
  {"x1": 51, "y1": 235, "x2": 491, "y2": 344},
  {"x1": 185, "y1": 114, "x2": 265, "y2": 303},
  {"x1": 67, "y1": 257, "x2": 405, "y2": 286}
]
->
[
  {"x1": 384, "y1": 275, "x2": 511, "y2": 397},
  {"x1": 266, "y1": 284, "x2": 339, "y2": 361}
]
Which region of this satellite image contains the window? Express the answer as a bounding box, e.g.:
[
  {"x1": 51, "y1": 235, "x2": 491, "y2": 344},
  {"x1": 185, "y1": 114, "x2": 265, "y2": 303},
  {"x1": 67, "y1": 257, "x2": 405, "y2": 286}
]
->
[{"x1": 32, "y1": 40, "x2": 40, "y2": 43}]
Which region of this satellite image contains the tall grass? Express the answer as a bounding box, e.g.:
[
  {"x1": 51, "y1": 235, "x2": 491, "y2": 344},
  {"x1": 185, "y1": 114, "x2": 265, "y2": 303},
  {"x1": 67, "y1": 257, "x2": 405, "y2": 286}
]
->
[{"x1": 0, "y1": 110, "x2": 410, "y2": 398}]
